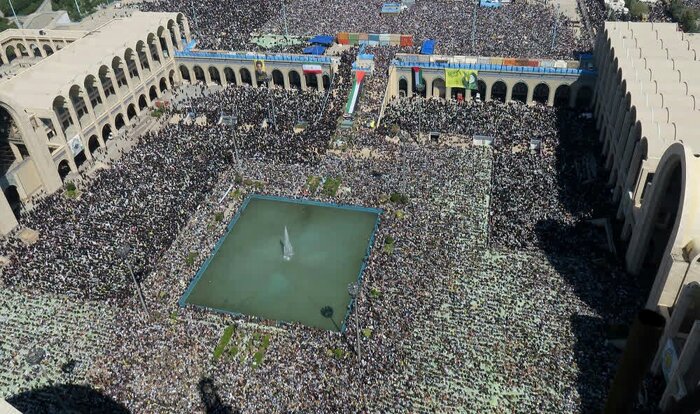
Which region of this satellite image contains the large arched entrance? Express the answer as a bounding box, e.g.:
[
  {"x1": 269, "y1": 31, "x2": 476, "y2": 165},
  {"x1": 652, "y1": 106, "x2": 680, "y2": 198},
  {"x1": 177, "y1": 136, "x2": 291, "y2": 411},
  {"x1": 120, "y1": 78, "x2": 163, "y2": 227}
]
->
[
  {"x1": 305, "y1": 74, "x2": 318, "y2": 90},
  {"x1": 0, "y1": 105, "x2": 28, "y2": 178},
  {"x1": 180, "y1": 65, "x2": 191, "y2": 82},
  {"x1": 208, "y1": 67, "x2": 221, "y2": 85},
  {"x1": 432, "y1": 78, "x2": 446, "y2": 99},
  {"x1": 635, "y1": 159, "x2": 683, "y2": 288},
  {"x1": 115, "y1": 113, "x2": 125, "y2": 130},
  {"x1": 138, "y1": 94, "x2": 148, "y2": 111},
  {"x1": 193, "y1": 66, "x2": 205, "y2": 82},
  {"x1": 399, "y1": 78, "x2": 408, "y2": 97},
  {"x1": 102, "y1": 123, "x2": 112, "y2": 142},
  {"x1": 511, "y1": 82, "x2": 528, "y2": 103},
  {"x1": 43, "y1": 44, "x2": 53, "y2": 56},
  {"x1": 88, "y1": 134, "x2": 100, "y2": 154},
  {"x1": 5, "y1": 46, "x2": 16, "y2": 62},
  {"x1": 240, "y1": 68, "x2": 252, "y2": 86},
  {"x1": 159, "y1": 77, "x2": 168, "y2": 92},
  {"x1": 533, "y1": 83, "x2": 550, "y2": 105},
  {"x1": 127, "y1": 104, "x2": 137, "y2": 120},
  {"x1": 323, "y1": 75, "x2": 331, "y2": 90},
  {"x1": 149, "y1": 85, "x2": 158, "y2": 102},
  {"x1": 472, "y1": 80, "x2": 486, "y2": 100},
  {"x1": 272, "y1": 70, "x2": 284, "y2": 88},
  {"x1": 3, "y1": 185, "x2": 21, "y2": 218},
  {"x1": 57, "y1": 159, "x2": 71, "y2": 181},
  {"x1": 224, "y1": 67, "x2": 236, "y2": 85},
  {"x1": 491, "y1": 81, "x2": 507, "y2": 102},
  {"x1": 288, "y1": 70, "x2": 301, "y2": 89},
  {"x1": 554, "y1": 85, "x2": 571, "y2": 108}
]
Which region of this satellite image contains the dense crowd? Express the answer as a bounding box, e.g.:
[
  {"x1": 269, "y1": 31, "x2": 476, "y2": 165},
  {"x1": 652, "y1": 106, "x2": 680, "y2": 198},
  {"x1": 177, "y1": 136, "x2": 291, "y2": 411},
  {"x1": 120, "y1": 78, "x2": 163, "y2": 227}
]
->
[
  {"x1": 137, "y1": 0, "x2": 587, "y2": 59},
  {"x1": 1, "y1": 74, "x2": 656, "y2": 412}
]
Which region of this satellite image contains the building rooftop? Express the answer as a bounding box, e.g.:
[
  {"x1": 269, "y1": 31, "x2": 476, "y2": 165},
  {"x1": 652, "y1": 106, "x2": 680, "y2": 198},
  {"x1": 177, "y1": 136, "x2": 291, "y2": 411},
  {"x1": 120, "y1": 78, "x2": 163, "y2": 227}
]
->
[{"x1": 0, "y1": 11, "x2": 181, "y2": 111}]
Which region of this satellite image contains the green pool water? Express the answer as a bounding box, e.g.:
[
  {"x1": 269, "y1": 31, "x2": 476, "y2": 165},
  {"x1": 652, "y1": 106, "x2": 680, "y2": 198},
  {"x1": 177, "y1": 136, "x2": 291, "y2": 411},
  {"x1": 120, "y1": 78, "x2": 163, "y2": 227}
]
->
[{"x1": 180, "y1": 195, "x2": 381, "y2": 331}]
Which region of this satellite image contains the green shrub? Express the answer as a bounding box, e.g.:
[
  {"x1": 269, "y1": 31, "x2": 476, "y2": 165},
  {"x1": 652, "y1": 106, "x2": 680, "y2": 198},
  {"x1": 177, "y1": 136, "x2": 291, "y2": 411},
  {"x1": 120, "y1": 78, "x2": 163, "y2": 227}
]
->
[
  {"x1": 252, "y1": 351, "x2": 264, "y2": 367},
  {"x1": 65, "y1": 182, "x2": 76, "y2": 192},
  {"x1": 185, "y1": 251, "x2": 197, "y2": 266},
  {"x1": 369, "y1": 287, "x2": 381, "y2": 299},
  {"x1": 0, "y1": 18, "x2": 16, "y2": 33},
  {"x1": 214, "y1": 212, "x2": 224, "y2": 222},
  {"x1": 625, "y1": 0, "x2": 649, "y2": 20},
  {"x1": 322, "y1": 177, "x2": 341, "y2": 196},
  {"x1": 362, "y1": 328, "x2": 373, "y2": 338},
  {"x1": 394, "y1": 209, "x2": 405, "y2": 219},
  {"x1": 384, "y1": 236, "x2": 395, "y2": 245},
  {"x1": 306, "y1": 176, "x2": 321, "y2": 193},
  {"x1": 52, "y1": 0, "x2": 105, "y2": 21},
  {"x1": 234, "y1": 174, "x2": 243, "y2": 184},
  {"x1": 389, "y1": 192, "x2": 409, "y2": 204},
  {"x1": 213, "y1": 325, "x2": 235, "y2": 361}
]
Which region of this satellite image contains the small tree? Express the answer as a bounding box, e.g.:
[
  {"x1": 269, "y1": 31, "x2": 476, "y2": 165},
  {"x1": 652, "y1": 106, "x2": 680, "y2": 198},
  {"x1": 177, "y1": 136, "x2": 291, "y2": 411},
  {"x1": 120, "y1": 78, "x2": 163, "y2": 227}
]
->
[{"x1": 65, "y1": 182, "x2": 76, "y2": 192}]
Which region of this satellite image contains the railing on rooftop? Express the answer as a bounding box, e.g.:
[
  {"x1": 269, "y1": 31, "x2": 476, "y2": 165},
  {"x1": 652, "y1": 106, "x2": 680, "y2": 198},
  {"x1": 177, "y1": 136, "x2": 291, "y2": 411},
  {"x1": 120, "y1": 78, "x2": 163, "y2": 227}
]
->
[
  {"x1": 175, "y1": 50, "x2": 333, "y2": 64},
  {"x1": 392, "y1": 60, "x2": 597, "y2": 76}
]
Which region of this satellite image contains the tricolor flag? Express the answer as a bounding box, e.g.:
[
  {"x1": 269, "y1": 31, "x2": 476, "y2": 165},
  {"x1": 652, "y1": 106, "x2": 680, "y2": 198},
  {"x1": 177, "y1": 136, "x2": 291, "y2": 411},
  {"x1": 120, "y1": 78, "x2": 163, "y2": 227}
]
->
[
  {"x1": 345, "y1": 71, "x2": 365, "y2": 114},
  {"x1": 412, "y1": 66, "x2": 424, "y2": 91},
  {"x1": 303, "y1": 64, "x2": 323, "y2": 75}
]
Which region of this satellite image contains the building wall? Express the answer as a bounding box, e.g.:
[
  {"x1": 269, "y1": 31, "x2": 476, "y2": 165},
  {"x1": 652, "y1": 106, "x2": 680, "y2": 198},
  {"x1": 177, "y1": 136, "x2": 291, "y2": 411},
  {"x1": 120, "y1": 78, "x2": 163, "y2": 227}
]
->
[{"x1": 387, "y1": 66, "x2": 596, "y2": 108}]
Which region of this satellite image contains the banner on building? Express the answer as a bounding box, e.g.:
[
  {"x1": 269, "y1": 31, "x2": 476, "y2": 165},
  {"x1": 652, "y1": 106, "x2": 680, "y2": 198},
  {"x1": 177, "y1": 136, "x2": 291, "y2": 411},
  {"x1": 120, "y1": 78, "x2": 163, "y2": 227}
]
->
[
  {"x1": 68, "y1": 136, "x2": 83, "y2": 156},
  {"x1": 254, "y1": 60, "x2": 267, "y2": 83},
  {"x1": 302, "y1": 64, "x2": 323, "y2": 74},
  {"x1": 445, "y1": 69, "x2": 478, "y2": 90}
]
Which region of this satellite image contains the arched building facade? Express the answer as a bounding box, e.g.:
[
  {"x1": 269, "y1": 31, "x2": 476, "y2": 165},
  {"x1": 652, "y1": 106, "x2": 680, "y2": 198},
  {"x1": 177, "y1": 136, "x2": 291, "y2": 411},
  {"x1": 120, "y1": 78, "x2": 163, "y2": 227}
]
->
[
  {"x1": 0, "y1": 11, "x2": 191, "y2": 234},
  {"x1": 594, "y1": 21, "x2": 700, "y2": 409}
]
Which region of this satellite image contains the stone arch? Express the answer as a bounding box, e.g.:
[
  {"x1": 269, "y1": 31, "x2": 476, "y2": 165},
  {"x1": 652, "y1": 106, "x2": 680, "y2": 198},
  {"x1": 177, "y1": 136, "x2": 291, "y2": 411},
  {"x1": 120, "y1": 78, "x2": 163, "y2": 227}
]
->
[
  {"x1": 127, "y1": 103, "x2": 137, "y2": 120},
  {"x1": 136, "y1": 40, "x2": 150, "y2": 71},
  {"x1": 208, "y1": 66, "x2": 221, "y2": 85},
  {"x1": 432, "y1": 78, "x2": 446, "y2": 99},
  {"x1": 166, "y1": 19, "x2": 180, "y2": 50},
  {"x1": 193, "y1": 65, "x2": 205, "y2": 82},
  {"x1": 52, "y1": 95, "x2": 73, "y2": 135},
  {"x1": 627, "y1": 144, "x2": 688, "y2": 290},
  {"x1": 156, "y1": 26, "x2": 171, "y2": 57},
  {"x1": 16, "y1": 43, "x2": 27, "y2": 57},
  {"x1": 111, "y1": 56, "x2": 128, "y2": 89},
  {"x1": 180, "y1": 65, "x2": 191, "y2": 82},
  {"x1": 323, "y1": 74, "x2": 331, "y2": 90},
  {"x1": 169, "y1": 69, "x2": 175, "y2": 88},
  {"x1": 147, "y1": 33, "x2": 161, "y2": 64},
  {"x1": 472, "y1": 80, "x2": 486, "y2": 100},
  {"x1": 83, "y1": 74, "x2": 102, "y2": 115},
  {"x1": 240, "y1": 68, "x2": 252, "y2": 86},
  {"x1": 101, "y1": 123, "x2": 113, "y2": 142},
  {"x1": 511, "y1": 82, "x2": 528, "y2": 103},
  {"x1": 30, "y1": 44, "x2": 41, "y2": 57},
  {"x1": 224, "y1": 67, "x2": 236, "y2": 85},
  {"x1": 491, "y1": 81, "x2": 507, "y2": 102},
  {"x1": 43, "y1": 44, "x2": 53, "y2": 56},
  {"x1": 554, "y1": 84, "x2": 571, "y2": 108},
  {"x1": 399, "y1": 77, "x2": 408, "y2": 97},
  {"x1": 138, "y1": 94, "x2": 148, "y2": 110},
  {"x1": 88, "y1": 134, "x2": 100, "y2": 154},
  {"x1": 68, "y1": 84, "x2": 89, "y2": 128},
  {"x1": 149, "y1": 85, "x2": 158, "y2": 101},
  {"x1": 288, "y1": 70, "x2": 301, "y2": 89},
  {"x1": 575, "y1": 86, "x2": 593, "y2": 110},
  {"x1": 114, "y1": 113, "x2": 125, "y2": 130},
  {"x1": 305, "y1": 73, "x2": 318, "y2": 90},
  {"x1": 57, "y1": 159, "x2": 71, "y2": 181},
  {"x1": 124, "y1": 48, "x2": 140, "y2": 80},
  {"x1": 272, "y1": 69, "x2": 284, "y2": 88},
  {"x1": 159, "y1": 77, "x2": 168, "y2": 92},
  {"x1": 5, "y1": 45, "x2": 16, "y2": 62},
  {"x1": 533, "y1": 83, "x2": 550, "y2": 105}
]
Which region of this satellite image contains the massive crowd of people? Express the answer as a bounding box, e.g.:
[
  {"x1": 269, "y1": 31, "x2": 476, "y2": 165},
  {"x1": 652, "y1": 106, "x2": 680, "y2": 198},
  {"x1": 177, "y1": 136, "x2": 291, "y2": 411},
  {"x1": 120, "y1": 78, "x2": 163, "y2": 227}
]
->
[{"x1": 0, "y1": 0, "x2": 666, "y2": 411}]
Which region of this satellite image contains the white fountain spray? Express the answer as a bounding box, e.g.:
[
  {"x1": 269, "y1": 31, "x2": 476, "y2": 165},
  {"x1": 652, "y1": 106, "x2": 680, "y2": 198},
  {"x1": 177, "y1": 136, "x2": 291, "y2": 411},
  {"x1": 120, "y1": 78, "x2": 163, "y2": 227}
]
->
[{"x1": 282, "y1": 226, "x2": 294, "y2": 261}]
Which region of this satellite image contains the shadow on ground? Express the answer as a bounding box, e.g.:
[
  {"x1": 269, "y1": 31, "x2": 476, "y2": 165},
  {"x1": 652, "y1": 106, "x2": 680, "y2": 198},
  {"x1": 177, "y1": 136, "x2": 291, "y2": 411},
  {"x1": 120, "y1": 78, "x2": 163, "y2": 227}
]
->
[{"x1": 7, "y1": 384, "x2": 130, "y2": 413}]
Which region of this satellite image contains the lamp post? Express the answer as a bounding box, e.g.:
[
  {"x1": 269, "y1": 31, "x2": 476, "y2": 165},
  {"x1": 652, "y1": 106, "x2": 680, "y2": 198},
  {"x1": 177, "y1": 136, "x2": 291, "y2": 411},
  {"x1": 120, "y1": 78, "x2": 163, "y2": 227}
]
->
[
  {"x1": 7, "y1": 0, "x2": 21, "y2": 29},
  {"x1": 347, "y1": 282, "x2": 361, "y2": 361},
  {"x1": 117, "y1": 246, "x2": 149, "y2": 316}
]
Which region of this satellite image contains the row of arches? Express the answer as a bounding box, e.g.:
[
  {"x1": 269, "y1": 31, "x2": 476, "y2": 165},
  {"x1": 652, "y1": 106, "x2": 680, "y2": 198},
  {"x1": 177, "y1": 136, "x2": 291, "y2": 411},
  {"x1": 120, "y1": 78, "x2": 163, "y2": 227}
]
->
[
  {"x1": 3, "y1": 42, "x2": 59, "y2": 64},
  {"x1": 179, "y1": 64, "x2": 331, "y2": 91},
  {"x1": 398, "y1": 77, "x2": 593, "y2": 108}
]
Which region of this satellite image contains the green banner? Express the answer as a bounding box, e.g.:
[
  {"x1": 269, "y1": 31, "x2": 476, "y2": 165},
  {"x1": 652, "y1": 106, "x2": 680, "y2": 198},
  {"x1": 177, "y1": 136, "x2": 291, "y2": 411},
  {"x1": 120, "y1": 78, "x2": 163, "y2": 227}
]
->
[{"x1": 445, "y1": 69, "x2": 478, "y2": 90}]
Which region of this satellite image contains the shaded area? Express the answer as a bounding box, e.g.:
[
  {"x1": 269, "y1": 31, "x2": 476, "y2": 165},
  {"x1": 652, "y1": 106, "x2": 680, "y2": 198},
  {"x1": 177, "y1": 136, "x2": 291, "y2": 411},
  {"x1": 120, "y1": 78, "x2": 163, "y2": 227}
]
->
[
  {"x1": 7, "y1": 384, "x2": 130, "y2": 413},
  {"x1": 199, "y1": 378, "x2": 238, "y2": 414}
]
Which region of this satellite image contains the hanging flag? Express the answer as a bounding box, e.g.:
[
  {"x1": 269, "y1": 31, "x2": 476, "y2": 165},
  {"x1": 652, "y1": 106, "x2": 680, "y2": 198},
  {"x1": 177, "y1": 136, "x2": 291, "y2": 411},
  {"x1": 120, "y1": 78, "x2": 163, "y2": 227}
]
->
[
  {"x1": 412, "y1": 66, "x2": 424, "y2": 91},
  {"x1": 356, "y1": 70, "x2": 366, "y2": 83},
  {"x1": 302, "y1": 64, "x2": 323, "y2": 74}
]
